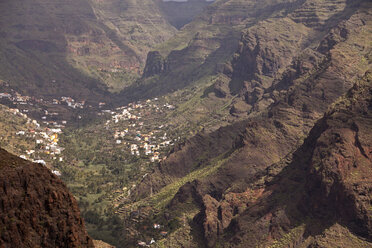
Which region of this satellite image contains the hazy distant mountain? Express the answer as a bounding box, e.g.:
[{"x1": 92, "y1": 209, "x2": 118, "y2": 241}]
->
[
  {"x1": 0, "y1": 0, "x2": 217, "y2": 101},
  {"x1": 0, "y1": 0, "x2": 171, "y2": 100},
  {"x1": 159, "y1": 0, "x2": 213, "y2": 29}
]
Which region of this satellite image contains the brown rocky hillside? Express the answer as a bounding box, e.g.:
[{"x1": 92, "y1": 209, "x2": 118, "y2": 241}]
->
[
  {"x1": 127, "y1": 72, "x2": 371, "y2": 247},
  {"x1": 208, "y1": 71, "x2": 372, "y2": 247},
  {"x1": 124, "y1": 0, "x2": 372, "y2": 245},
  {"x1": 0, "y1": 148, "x2": 94, "y2": 248}
]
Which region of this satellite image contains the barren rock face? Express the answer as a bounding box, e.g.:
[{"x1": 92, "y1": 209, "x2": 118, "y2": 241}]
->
[
  {"x1": 185, "y1": 73, "x2": 372, "y2": 248},
  {"x1": 143, "y1": 51, "x2": 168, "y2": 77},
  {"x1": 0, "y1": 148, "x2": 94, "y2": 248},
  {"x1": 303, "y1": 78, "x2": 372, "y2": 240},
  {"x1": 231, "y1": 18, "x2": 312, "y2": 92}
]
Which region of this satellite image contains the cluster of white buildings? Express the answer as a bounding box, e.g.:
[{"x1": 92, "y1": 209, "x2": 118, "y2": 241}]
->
[
  {"x1": 0, "y1": 90, "x2": 70, "y2": 128},
  {"x1": 5, "y1": 106, "x2": 65, "y2": 174},
  {"x1": 0, "y1": 90, "x2": 33, "y2": 106},
  {"x1": 0, "y1": 93, "x2": 11, "y2": 99},
  {"x1": 137, "y1": 224, "x2": 168, "y2": 247},
  {"x1": 0, "y1": 91, "x2": 30, "y2": 105},
  {"x1": 60, "y1": 97, "x2": 85, "y2": 109},
  {"x1": 102, "y1": 98, "x2": 177, "y2": 163}
]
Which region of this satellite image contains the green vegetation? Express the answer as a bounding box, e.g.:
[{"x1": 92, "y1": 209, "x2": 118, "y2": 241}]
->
[
  {"x1": 131, "y1": 153, "x2": 232, "y2": 211},
  {"x1": 52, "y1": 95, "x2": 194, "y2": 245},
  {"x1": 265, "y1": 225, "x2": 306, "y2": 248},
  {"x1": 0, "y1": 105, "x2": 35, "y2": 155},
  {"x1": 58, "y1": 122, "x2": 149, "y2": 245}
]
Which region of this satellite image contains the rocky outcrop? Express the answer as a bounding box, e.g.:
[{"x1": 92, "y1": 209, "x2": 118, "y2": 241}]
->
[
  {"x1": 198, "y1": 188, "x2": 265, "y2": 247},
  {"x1": 142, "y1": 51, "x2": 168, "y2": 78},
  {"x1": 0, "y1": 148, "x2": 94, "y2": 248},
  {"x1": 230, "y1": 18, "x2": 312, "y2": 93}
]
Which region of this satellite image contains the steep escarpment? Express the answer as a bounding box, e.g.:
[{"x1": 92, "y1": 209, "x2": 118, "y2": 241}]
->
[
  {"x1": 89, "y1": 0, "x2": 177, "y2": 64},
  {"x1": 129, "y1": 0, "x2": 369, "y2": 125},
  {"x1": 143, "y1": 51, "x2": 169, "y2": 78},
  {"x1": 0, "y1": 148, "x2": 93, "y2": 248},
  {"x1": 0, "y1": 0, "x2": 109, "y2": 100},
  {"x1": 229, "y1": 17, "x2": 313, "y2": 93},
  {"x1": 224, "y1": 0, "x2": 370, "y2": 116},
  {"x1": 127, "y1": 0, "x2": 305, "y2": 100}
]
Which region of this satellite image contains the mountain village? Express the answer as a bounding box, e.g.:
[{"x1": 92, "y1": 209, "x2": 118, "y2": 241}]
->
[
  {"x1": 0, "y1": 83, "x2": 178, "y2": 177},
  {"x1": 102, "y1": 98, "x2": 177, "y2": 163}
]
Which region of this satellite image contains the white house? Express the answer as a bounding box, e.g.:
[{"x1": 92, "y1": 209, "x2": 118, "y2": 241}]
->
[{"x1": 52, "y1": 170, "x2": 62, "y2": 176}]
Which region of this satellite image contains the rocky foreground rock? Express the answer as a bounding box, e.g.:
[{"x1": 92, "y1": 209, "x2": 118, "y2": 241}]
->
[{"x1": 0, "y1": 148, "x2": 94, "y2": 248}]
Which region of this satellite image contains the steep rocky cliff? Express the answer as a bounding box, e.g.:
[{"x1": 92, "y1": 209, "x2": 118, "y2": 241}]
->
[
  {"x1": 143, "y1": 51, "x2": 169, "y2": 78},
  {"x1": 89, "y1": 0, "x2": 177, "y2": 64},
  {"x1": 222, "y1": 0, "x2": 370, "y2": 116},
  {"x1": 128, "y1": 0, "x2": 370, "y2": 111},
  {"x1": 0, "y1": 148, "x2": 94, "y2": 248}
]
